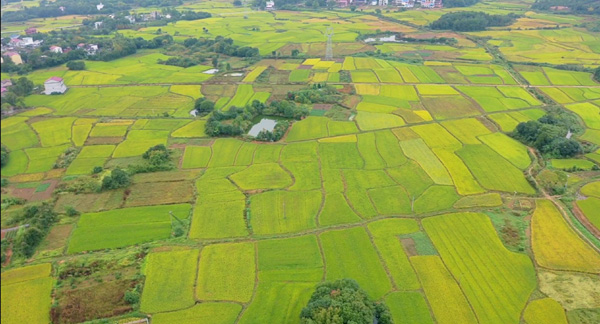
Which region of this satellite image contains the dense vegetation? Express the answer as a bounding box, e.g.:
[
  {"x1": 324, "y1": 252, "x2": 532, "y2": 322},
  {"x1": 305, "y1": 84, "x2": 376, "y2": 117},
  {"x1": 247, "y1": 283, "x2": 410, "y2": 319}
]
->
[
  {"x1": 430, "y1": 11, "x2": 519, "y2": 31},
  {"x1": 512, "y1": 109, "x2": 583, "y2": 158},
  {"x1": 300, "y1": 279, "x2": 392, "y2": 324},
  {"x1": 10, "y1": 203, "x2": 58, "y2": 258},
  {"x1": 0, "y1": 77, "x2": 34, "y2": 109},
  {"x1": 532, "y1": 0, "x2": 600, "y2": 15},
  {"x1": 205, "y1": 100, "x2": 308, "y2": 137}
]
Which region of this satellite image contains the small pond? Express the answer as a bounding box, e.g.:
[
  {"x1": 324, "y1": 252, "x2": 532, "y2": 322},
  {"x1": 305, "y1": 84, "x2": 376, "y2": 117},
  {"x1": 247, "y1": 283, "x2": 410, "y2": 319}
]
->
[{"x1": 247, "y1": 116, "x2": 289, "y2": 137}]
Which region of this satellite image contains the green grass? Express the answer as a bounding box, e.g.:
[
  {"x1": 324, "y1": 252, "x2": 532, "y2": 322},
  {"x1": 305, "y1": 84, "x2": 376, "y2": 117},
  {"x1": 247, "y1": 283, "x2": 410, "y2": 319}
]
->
[
  {"x1": 1, "y1": 264, "x2": 53, "y2": 324},
  {"x1": 112, "y1": 130, "x2": 169, "y2": 158},
  {"x1": 282, "y1": 161, "x2": 321, "y2": 191},
  {"x1": 479, "y1": 132, "x2": 531, "y2": 170},
  {"x1": 289, "y1": 69, "x2": 311, "y2": 82},
  {"x1": 565, "y1": 102, "x2": 600, "y2": 130},
  {"x1": 532, "y1": 200, "x2": 600, "y2": 273},
  {"x1": 386, "y1": 161, "x2": 434, "y2": 198},
  {"x1": 31, "y1": 117, "x2": 75, "y2": 147},
  {"x1": 152, "y1": 303, "x2": 242, "y2": 324},
  {"x1": 225, "y1": 84, "x2": 255, "y2": 109},
  {"x1": 414, "y1": 186, "x2": 460, "y2": 214},
  {"x1": 385, "y1": 292, "x2": 435, "y2": 324},
  {"x1": 196, "y1": 242, "x2": 255, "y2": 302},
  {"x1": 375, "y1": 130, "x2": 407, "y2": 167},
  {"x1": 399, "y1": 139, "x2": 453, "y2": 185},
  {"x1": 411, "y1": 255, "x2": 478, "y2": 324},
  {"x1": 230, "y1": 163, "x2": 292, "y2": 190},
  {"x1": 208, "y1": 138, "x2": 243, "y2": 167},
  {"x1": 238, "y1": 281, "x2": 315, "y2": 324},
  {"x1": 356, "y1": 111, "x2": 405, "y2": 131},
  {"x1": 251, "y1": 190, "x2": 321, "y2": 235},
  {"x1": 89, "y1": 124, "x2": 129, "y2": 137},
  {"x1": 257, "y1": 235, "x2": 323, "y2": 282},
  {"x1": 1, "y1": 117, "x2": 39, "y2": 151},
  {"x1": 318, "y1": 193, "x2": 362, "y2": 226},
  {"x1": 286, "y1": 117, "x2": 329, "y2": 141},
  {"x1": 577, "y1": 197, "x2": 600, "y2": 234},
  {"x1": 411, "y1": 124, "x2": 461, "y2": 149},
  {"x1": 368, "y1": 186, "x2": 412, "y2": 215},
  {"x1": 171, "y1": 120, "x2": 207, "y2": 138},
  {"x1": 1, "y1": 149, "x2": 28, "y2": 176},
  {"x1": 440, "y1": 118, "x2": 491, "y2": 145},
  {"x1": 357, "y1": 132, "x2": 386, "y2": 169},
  {"x1": 319, "y1": 142, "x2": 364, "y2": 169},
  {"x1": 343, "y1": 169, "x2": 396, "y2": 218},
  {"x1": 181, "y1": 146, "x2": 212, "y2": 169},
  {"x1": 454, "y1": 193, "x2": 503, "y2": 208},
  {"x1": 524, "y1": 298, "x2": 568, "y2": 324},
  {"x1": 253, "y1": 145, "x2": 282, "y2": 164},
  {"x1": 367, "y1": 219, "x2": 420, "y2": 289},
  {"x1": 321, "y1": 227, "x2": 392, "y2": 299},
  {"x1": 68, "y1": 204, "x2": 191, "y2": 253},
  {"x1": 457, "y1": 145, "x2": 535, "y2": 194},
  {"x1": 433, "y1": 148, "x2": 485, "y2": 195},
  {"x1": 424, "y1": 212, "x2": 537, "y2": 324},
  {"x1": 581, "y1": 181, "x2": 600, "y2": 198},
  {"x1": 140, "y1": 249, "x2": 199, "y2": 313},
  {"x1": 550, "y1": 159, "x2": 596, "y2": 170},
  {"x1": 25, "y1": 144, "x2": 70, "y2": 173}
]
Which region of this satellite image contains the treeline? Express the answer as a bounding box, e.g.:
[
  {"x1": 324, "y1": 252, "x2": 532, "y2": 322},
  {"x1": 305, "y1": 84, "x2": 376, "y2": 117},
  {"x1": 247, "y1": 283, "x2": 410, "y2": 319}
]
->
[
  {"x1": 443, "y1": 0, "x2": 480, "y2": 8},
  {"x1": 184, "y1": 36, "x2": 259, "y2": 58},
  {"x1": 0, "y1": 77, "x2": 34, "y2": 109},
  {"x1": 594, "y1": 66, "x2": 600, "y2": 83},
  {"x1": 430, "y1": 11, "x2": 519, "y2": 31},
  {"x1": 82, "y1": 9, "x2": 211, "y2": 34},
  {"x1": 2, "y1": 0, "x2": 183, "y2": 22},
  {"x1": 512, "y1": 107, "x2": 585, "y2": 158},
  {"x1": 532, "y1": 0, "x2": 600, "y2": 15}
]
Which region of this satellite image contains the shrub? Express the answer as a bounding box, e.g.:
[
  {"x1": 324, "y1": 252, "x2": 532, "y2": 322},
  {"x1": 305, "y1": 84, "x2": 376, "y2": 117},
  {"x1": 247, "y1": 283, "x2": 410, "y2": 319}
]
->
[{"x1": 66, "y1": 61, "x2": 85, "y2": 70}]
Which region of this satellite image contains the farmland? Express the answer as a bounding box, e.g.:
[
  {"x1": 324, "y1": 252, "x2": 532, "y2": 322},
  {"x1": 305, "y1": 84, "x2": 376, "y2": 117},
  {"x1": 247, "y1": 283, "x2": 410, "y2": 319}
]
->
[{"x1": 1, "y1": 0, "x2": 599, "y2": 323}]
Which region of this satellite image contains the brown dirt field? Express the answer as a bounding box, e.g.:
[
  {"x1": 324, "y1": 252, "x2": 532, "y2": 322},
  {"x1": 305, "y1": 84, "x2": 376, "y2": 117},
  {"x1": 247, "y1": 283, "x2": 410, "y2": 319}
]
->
[
  {"x1": 52, "y1": 280, "x2": 135, "y2": 324},
  {"x1": 400, "y1": 238, "x2": 418, "y2": 257},
  {"x1": 313, "y1": 104, "x2": 333, "y2": 111},
  {"x1": 54, "y1": 190, "x2": 125, "y2": 214},
  {"x1": 132, "y1": 170, "x2": 202, "y2": 183},
  {"x1": 40, "y1": 224, "x2": 74, "y2": 252},
  {"x1": 123, "y1": 180, "x2": 194, "y2": 207}
]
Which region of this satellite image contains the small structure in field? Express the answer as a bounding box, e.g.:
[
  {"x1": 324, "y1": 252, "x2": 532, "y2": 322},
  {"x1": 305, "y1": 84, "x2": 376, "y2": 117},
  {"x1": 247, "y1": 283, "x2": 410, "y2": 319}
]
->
[
  {"x1": 4, "y1": 52, "x2": 23, "y2": 65},
  {"x1": 50, "y1": 45, "x2": 63, "y2": 53},
  {"x1": 44, "y1": 77, "x2": 68, "y2": 95}
]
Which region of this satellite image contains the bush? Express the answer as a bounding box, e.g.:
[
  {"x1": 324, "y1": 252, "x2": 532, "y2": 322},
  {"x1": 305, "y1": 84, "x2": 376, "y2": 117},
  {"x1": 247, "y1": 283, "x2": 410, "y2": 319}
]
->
[
  {"x1": 142, "y1": 144, "x2": 171, "y2": 166},
  {"x1": 194, "y1": 98, "x2": 215, "y2": 117},
  {"x1": 124, "y1": 290, "x2": 140, "y2": 305},
  {"x1": 430, "y1": 11, "x2": 518, "y2": 31},
  {"x1": 1, "y1": 146, "x2": 7, "y2": 167},
  {"x1": 101, "y1": 168, "x2": 130, "y2": 191},
  {"x1": 66, "y1": 60, "x2": 85, "y2": 70},
  {"x1": 65, "y1": 206, "x2": 80, "y2": 217},
  {"x1": 92, "y1": 166, "x2": 103, "y2": 174}
]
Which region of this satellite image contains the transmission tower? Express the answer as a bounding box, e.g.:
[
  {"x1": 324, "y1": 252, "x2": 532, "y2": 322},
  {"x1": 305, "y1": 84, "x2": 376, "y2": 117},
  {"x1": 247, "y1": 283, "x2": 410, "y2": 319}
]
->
[{"x1": 325, "y1": 27, "x2": 334, "y2": 60}]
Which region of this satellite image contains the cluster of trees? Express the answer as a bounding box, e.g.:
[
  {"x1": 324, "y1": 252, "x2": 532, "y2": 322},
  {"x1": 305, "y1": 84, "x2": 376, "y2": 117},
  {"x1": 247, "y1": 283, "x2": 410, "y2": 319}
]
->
[
  {"x1": 101, "y1": 167, "x2": 130, "y2": 190},
  {"x1": 0, "y1": 77, "x2": 35, "y2": 110},
  {"x1": 11, "y1": 203, "x2": 57, "y2": 258},
  {"x1": 430, "y1": 11, "x2": 519, "y2": 31},
  {"x1": 194, "y1": 97, "x2": 216, "y2": 116},
  {"x1": 67, "y1": 61, "x2": 85, "y2": 70},
  {"x1": 287, "y1": 84, "x2": 342, "y2": 104},
  {"x1": 300, "y1": 279, "x2": 393, "y2": 324},
  {"x1": 205, "y1": 99, "x2": 308, "y2": 137},
  {"x1": 594, "y1": 66, "x2": 600, "y2": 82},
  {"x1": 82, "y1": 9, "x2": 211, "y2": 33},
  {"x1": 184, "y1": 36, "x2": 259, "y2": 58},
  {"x1": 532, "y1": 0, "x2": 600, "y2": 15},
  {"x1": 2, "y1": 0, "x2": 184, "y2": 22},
  {"x1": 512, "y1": 110, "x2": 584, "y2": 158},
  {"x1": 444, "y1": 0, "x2": 480, "y2": 8}
]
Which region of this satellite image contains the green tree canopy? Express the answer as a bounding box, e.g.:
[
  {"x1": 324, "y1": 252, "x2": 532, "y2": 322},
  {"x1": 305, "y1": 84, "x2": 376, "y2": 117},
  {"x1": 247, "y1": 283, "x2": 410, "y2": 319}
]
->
[{"x1": 300, "y1": 279, "x2": 392, "y2": 324}]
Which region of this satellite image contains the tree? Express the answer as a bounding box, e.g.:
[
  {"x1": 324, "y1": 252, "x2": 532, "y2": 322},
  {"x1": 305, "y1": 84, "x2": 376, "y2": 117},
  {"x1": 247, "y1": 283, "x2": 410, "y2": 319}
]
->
[
  {"x1": 233, "y1": 0, "x2": 242, "y2": 5},
  {"x1": 350, "y1": 5, "x2": 356, "y2": 11},
  {"x1": 66, "y1": 60, "x2": 85, "y2": 70},
  {"x1": 101, "y1": 167, "x2": 130, "y2": 190},
  {"x1": 142, "y1": 144, "x2": 171, "y2": 166},
  {"x1": 1, "y1": 146, "x2": 8, "y2": 167},
  {"x1": 291, "y1": 49, "x2": 300, "y2": 57},
  {"x1": 11, "y1": 77, "x2": 34, "y2": 97},
  {"x1": 212, "y1": 56, "x2": 218, "y2": 68},
  {"x1": 300, "y1": 279, "x2": 392, "y2": 324},
  {"x1": 195, "y1": 98, "x2": 215, "y2": 116}
]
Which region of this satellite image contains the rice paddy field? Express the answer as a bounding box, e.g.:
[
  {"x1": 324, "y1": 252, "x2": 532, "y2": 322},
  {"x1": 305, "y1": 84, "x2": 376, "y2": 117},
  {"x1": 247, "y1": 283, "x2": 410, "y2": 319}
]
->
[{"x1": 1, "y1": 0, "x2": 599, "y2": 323}]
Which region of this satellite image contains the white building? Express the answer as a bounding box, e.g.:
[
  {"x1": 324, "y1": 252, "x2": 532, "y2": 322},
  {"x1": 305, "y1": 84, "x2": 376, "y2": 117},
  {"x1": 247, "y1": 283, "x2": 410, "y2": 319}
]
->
[
  {"x1": 125, "y1": 15, "x2": 136, "y2": 23},
  {"x1": 94, "y1": 21, "x2": 103, "y2": 29},
  {"x1": 50, "y1": 45, "x2": 63, "y2": 53},
  {"x1": 265, "y1": 1, "x2": 275, "y2": 10},
  {"x1": 44, "y1": 77, "x2": 68, "y2": 95},
  {"x1": 96, "y1": 2, "x2": 104, "y2": 10},
  {"x1": 21, "y1": 37, "x2": 34, "y2": 46}
]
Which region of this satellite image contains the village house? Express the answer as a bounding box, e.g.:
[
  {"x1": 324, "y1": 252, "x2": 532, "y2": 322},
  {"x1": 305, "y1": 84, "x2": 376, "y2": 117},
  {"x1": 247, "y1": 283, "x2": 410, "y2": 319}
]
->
[
  {"x1": 96, "y1": 2, "x2": 104, "y2": 10},
  {"x1": 1, "y1": 79, "x2": 12, "y2": 97},
  {"x1": 265, "y1": 1, "x2": 275, "y2": 10},
  {"x1": 44, "y1": 77, "x2": 68, "y2": 95},
  {"x1": 125, "y1": 15, "x2": 136, "y2": 23},
  {"x1": 50, "y1": 45, "x2": 63, "y2": 53},
  {"x1": 25, "y1": 27, "x2": 37, "y2": 35},
  {"x1": 337, "y1": 0, "x2": 349, "y2": 6},
  {"x1": 94, "y1": 21, "x2": 104, "y2": 29}
]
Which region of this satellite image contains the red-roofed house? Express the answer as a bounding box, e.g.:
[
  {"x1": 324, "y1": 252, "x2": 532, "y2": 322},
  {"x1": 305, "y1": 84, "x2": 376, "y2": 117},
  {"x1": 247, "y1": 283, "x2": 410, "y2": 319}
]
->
[
  {"x1": 44, "y1": 77, "x2": 68, "y2": 95},
  {"x1": 50, "y1": 45, "x2": 63, "y2": 53},
  {"x1": 25, "y1": 27, "x2": 37, "y2": 35}
]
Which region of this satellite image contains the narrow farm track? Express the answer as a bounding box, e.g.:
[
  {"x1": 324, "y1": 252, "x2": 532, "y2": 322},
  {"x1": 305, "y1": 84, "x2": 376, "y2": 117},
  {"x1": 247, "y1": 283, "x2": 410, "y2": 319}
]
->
[{"x1": 526, "y1": 147, "x2": 600, "y2": 253}]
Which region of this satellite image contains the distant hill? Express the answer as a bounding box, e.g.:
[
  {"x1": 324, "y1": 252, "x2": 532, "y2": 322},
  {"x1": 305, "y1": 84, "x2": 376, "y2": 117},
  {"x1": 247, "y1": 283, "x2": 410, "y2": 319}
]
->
[{"x1": 532, "y1": 0, "x2": 600, "y2": 15}]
